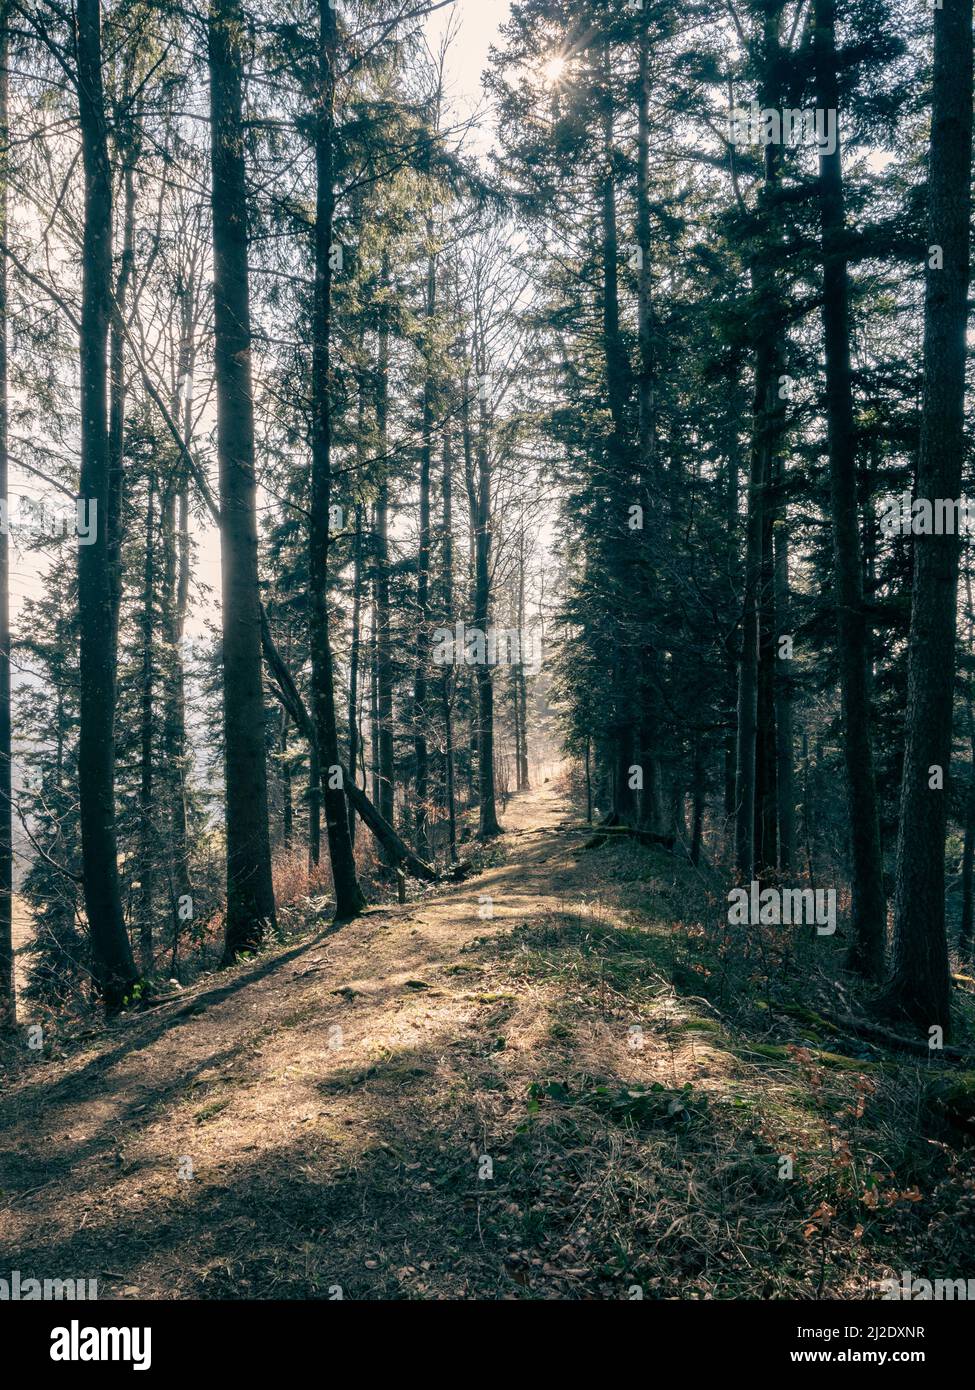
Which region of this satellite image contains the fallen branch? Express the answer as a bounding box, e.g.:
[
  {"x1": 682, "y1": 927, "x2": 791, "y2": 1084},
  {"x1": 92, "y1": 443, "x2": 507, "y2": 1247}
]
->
[
  {"x1": 822, "y1": 1010, "x2": 975, "y2": 1064},
  {"x1": 583, "y1": 824, "x2": 676, "y2": 852}
]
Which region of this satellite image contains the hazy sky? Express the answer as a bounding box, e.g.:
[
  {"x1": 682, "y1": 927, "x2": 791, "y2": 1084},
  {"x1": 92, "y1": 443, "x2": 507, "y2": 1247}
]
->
[{"x1": 426, "y1": 0, "x2": 511, "y2": 146}]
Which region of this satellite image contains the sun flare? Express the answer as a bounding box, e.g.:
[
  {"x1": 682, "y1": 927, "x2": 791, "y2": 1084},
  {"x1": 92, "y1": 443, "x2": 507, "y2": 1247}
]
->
[{"x1": 541, "y1": 54, "x2": 566, "y2": 86}]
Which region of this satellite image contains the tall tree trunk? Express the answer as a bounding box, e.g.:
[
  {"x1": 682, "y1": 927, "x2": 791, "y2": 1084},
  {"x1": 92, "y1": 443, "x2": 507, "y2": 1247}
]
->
[
  {"x1": 413, "y1": 223, "x2": 436, "y2": 857},
  {"x1": 756, "y1": 477, "x2": 779, "y2": 875},
  {"x1": 374, "y1": 262, "x2": 395, "y2": 838},
  {"x1": 440, "y1": 430, "x2": 458, "y2": 862},
  {"x1": 310, "y1": 0, "x2": 364, "y2": 917},
  {"x1": 584, "y1": 736, "x2": 593, "y2": 824},
  {"x1": 370, "y1": 582, "x2": 380, "y2": 806},
  {"x1": 473, "y1": 313, "x2": 500, "y2": 838},
  {"x1": 735, "y1": 345, "x2": 773, "y2": 880},
  {"x1": 347, "y1": 505, "x2": 362, "y2": 844},
  {"x1": 636, "y1": 23, "x2": 657, "y2": 486},
  {"x1": 280, "y1": 706, "x2": 293, "y2": 849},
  {"x1": 163, "y1": 280, "x2": 196, "y2": 974},
  {"x1": 460, "y1": 361, "x2": 479, "y2": 809},
  {"x1": 107, "y1": 163, "x2": 135, "y2": 653},
  {"x1": 599, "y1": 45, "x2": 636, "y2": 823},
  {"x1": 961, "y1": 567, "x2": 975, "y2": 952},
  {"x1": 76, "y1": 0, "x2": 138, "y2": 1010},
  {"x1": 510, "y1": 666, "x2": 522, "y2": 794},
  {"x1": 515, "y1": 528, "x2": 530, "y2": 791},
  {"x1": 723, "y1": 437, "x2": 740, "y2": 855},
  {"x1": 208, "y1": 0, "x2": 277, "y2": 959},
  {"x1": 773, "y1": 453, "x2": 795, "y2": 872},
  {"x1": 961, "y1": 690, "x2": 975, "y2": 953},
  {"x1": 814, "y1": 0, "x2": 886, "y2": 977},
  {"x1": 735, "y1": 6, "x2": 785, "y2": 884},
  {"x1": 137, "y1": 474, "x2": 155, "y2": 974},
  {"x1": 0, "y1": 8, "x2": 11, "y2": 1028},
  {"x1": 884, "y1": 0, "x2": 973, "y2": 1031},
  {"x1": 690, "y1": 747, "x2": 706, "y2": 867},
  {"x1": 308, "y1": 744, "x2": 321, "y2": 870},
  {"x1": 634, "y1": 18, "x2": 664, "y2": 827}
]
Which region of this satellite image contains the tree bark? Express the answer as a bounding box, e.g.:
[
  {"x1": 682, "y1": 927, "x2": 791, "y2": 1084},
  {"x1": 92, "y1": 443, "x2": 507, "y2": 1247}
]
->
[
  {"x1": 374, "y1": 258, "x2": 395, "y2": 837},
  {"x1": 598, "y1": 45, "x2": 636, "y2": 824},
  {"x1": 347, "y1": 504, "x2": 363, "y2": 844},
  {"x1": 310, "y1": 0, "x2": 364, "y2": 917},
  {"x1": 473, "y1": 309, "x2": 500, "y2": 838},
  {"x1": 515, "y1": 528, "x2": 530, "y2": 791},
  {"x1": 0, "y1": 8, "x2": 12, "y2": 1027},
  {"x1": 735, "y1": 342, "x2": 772, "y2": 881},
  {"x1": 441, "y1": 430, "x2": 458, "y2": 862},
  {"x1": 814, "y1": 0, "x2": 886, "y2": 977},
  {"x1": 773, "y1": 454, "x2": 795, "y2": 873},
  {"x1": 107, "y1": 163, "x2": 135, "y2": 654},
  {"x1": 76, "y1": 0, "x2": 138, "y2": 1010},
  {"x1": 280, "y1": 705, "x2": 293, "y2": 849},
  {"x1": 208, "y1": 0, "x2": 277, "y2": 959},
  {"x1": 137, "y1": 474, "x2": 155, "y2": 974},
  {"x1": 735, "y1": 5, "x2": 785, "y2": 885},
  {"x1": 884, "y1": 0, "x2": 973, "y2": 1032},
  {"x1": 413, "y1": 221, "x2": 436, "y2": 857},
  {"x1": 162, "y1": 277, "x2": 196, "y2": 970}
]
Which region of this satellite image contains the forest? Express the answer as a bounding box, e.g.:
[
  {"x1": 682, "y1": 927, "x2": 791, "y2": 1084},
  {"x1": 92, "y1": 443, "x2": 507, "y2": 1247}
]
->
[{"x1": 0, "y1": 0, "x2": 974, "y2": 1325}]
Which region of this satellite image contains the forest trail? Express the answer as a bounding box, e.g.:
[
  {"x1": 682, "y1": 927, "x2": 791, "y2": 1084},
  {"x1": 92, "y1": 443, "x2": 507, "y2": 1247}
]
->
[{"x1": 1, "y1": 775, "x2": 933, "y2": 1300}]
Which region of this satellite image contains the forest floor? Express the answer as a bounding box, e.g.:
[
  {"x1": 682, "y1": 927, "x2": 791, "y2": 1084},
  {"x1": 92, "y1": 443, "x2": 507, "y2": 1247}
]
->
[{"x1": 2, "y1": 774, "x2": 975, "y2": 1300}]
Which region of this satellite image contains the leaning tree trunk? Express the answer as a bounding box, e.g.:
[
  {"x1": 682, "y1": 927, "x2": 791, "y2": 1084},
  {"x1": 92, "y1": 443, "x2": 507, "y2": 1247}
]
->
[
  {"x1": 208, "y1": 0, "x2": 277, "y2": 959},
  {"x1": 814, "y1": 0, "x2": 886, "y2": 979},
  {"x1": 76, "y1": 0, "x2": 138, "y2": 1010},
  {"x1": 310, "y1": 0, "x2": 365, "y2": 917},
  {"x1": 884, "y1": 0, "x2": 973, "y2": 1033},
  {"x1": 260, "y1": 604, "x2": 441, "y2": 884}
]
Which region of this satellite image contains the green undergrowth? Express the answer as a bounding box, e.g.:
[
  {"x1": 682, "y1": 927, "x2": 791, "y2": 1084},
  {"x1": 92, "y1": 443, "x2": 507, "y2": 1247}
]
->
[{"x1": 453, "y1": 834, "x2": 975, "y2": 1297}]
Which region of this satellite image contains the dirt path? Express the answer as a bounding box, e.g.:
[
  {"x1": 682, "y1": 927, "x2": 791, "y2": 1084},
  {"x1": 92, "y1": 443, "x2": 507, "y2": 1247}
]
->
[
  {"x1": 4, "y1": 776, "x2": 691, "y2": 1299},
  {"x1": 2, "y1": 778, "x2": 950, "y2": 1300}
]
